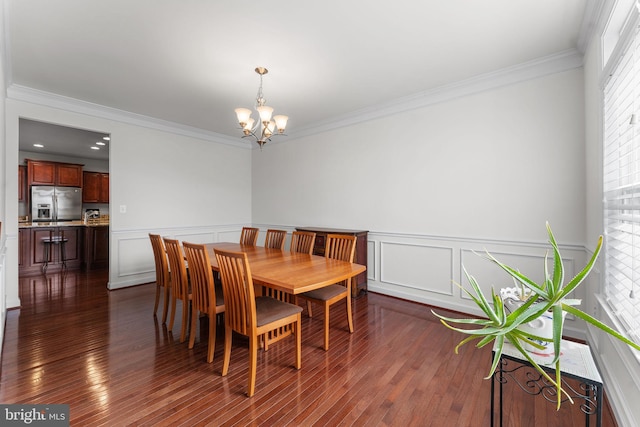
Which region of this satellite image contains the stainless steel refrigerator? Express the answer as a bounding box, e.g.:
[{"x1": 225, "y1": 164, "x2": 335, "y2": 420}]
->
[{"x1": 31, "y1": 186, "x2": 83, "y2": 222}]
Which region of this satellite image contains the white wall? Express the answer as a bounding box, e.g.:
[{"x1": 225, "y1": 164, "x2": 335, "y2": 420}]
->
[
  {"x1": 253, "y1": 68, "x2": 588, "y2": 318},
  {"x1": 3, "y1": 97, "x2": 253, "y2": 305}
]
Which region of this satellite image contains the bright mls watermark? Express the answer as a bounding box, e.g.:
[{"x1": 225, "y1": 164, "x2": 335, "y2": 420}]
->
[{"x1": 0, "y1": 405, "x2": 69, "y2": 426}]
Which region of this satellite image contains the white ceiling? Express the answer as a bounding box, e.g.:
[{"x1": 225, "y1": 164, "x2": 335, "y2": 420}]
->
[{"x1": 9, "y1": 0, "x2": 591, "y2": 159}]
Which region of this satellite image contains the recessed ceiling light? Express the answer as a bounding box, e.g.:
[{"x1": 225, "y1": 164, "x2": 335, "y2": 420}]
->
[
  {"x1": 91, "y1": 146, "x2": 100, "y2": 150},
  {"x1": 33, "y1": 144, "x2": 44, "y2": 148},
  {"x1": 96, "y1": 141, "x2": 105, "y2": 146},
  {"x1": 103, "y1": 136, "x2": 110, "y2": 141}
]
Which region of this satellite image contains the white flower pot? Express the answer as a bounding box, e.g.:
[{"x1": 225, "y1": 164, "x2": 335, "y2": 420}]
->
[{"x1": 499, "y1": 287, "x2": 566, "y2": 356}]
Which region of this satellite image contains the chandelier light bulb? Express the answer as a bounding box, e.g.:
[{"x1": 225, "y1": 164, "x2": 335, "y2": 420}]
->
[
  {"x1": 235, "y1": 108, "x2": 252, "y2": 126},
  {"x1": 243, "y1": 118, "x2": 255, "y2": 134},
  {"x1": 257, "y1": 105, "x2": 274, "y2": 123},
  {"x1": 274, "y1": 115, "x2": 288, "y2": 133}
]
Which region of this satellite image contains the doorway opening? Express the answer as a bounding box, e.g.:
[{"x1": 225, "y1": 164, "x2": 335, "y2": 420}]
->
[{"x1": 18, "y1": 118, "x2": 110, "y2": 284}]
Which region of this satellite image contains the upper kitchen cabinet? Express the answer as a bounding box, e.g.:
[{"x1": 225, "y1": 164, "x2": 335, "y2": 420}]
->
[
  {"x1": 27, "y1": 159, "x2": 83, "y2": 187},
  {"x1": 83, "y1": 171, "x2": 109, "y2": 203}
]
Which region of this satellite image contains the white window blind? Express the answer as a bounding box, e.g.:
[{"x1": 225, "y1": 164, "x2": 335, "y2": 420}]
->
[{"x1": 603, "y1": 21, "x2": 640, "y2": 345}]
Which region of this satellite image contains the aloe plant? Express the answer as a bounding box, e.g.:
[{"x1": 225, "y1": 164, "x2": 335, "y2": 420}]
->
[{"x1": 432, "y1": 222, "x2": 640, "y2": 409}]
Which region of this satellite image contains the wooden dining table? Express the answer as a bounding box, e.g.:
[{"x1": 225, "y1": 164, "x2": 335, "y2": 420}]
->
[{"x1": 205, "y1": 242, "x2": 367, "y2": 295}]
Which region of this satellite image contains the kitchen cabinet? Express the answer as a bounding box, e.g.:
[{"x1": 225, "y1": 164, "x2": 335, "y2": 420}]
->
[
  {"x1": 20, "y1": 226, "x2": 83, "y2": 275},
  {"x1": 82, "y1": 172, "x2": 109, "y2": 203},
  {"x1": 295, "y1": 227, "x2": 368, "y2": 297},
  {"x1": 18, "y1": 228, "x2": 29, "y2": 267},
  {"x1": 84, "y1": 226, "x2": 109, "y2": 270},
  {"x1": 18, "y1": 165, "x2": 27, "y2": 201},
  {"x1": 27, "y1": 159, "x2": 83, "y2": 187}
]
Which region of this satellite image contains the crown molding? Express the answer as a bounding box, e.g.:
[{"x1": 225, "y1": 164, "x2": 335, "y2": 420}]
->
[
  {"x1": 6, "y1": 84, "x2": 249, "y2": 149},
  {"x1": 577, "y1": 0, "x2": 606, "y2": 53},
  {"x1": 289, "y1": 49, "x2": 584, "y2": 140}
]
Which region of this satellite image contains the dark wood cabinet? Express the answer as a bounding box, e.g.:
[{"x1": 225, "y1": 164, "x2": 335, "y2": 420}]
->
[
  {"x1": 99, "y1": 174, "x2": 109, "y2": 203},
  {"x1": 296, "y1": 227, "x2": 368, "y2": 297},
  {"x1": 28, "y1": 160, "x2": 55, "y2": 185},
  {"x1": 18, "y1": 228, "x2": 29, "y2": 267},
  {"x1": 84, "y1": 226, "x2": 109, "y2": 270},
  {"x1": 20, "y1": 226, "x2": 83, "y2": 275},
  {"x1": 57, "y1": 163, "x2": 84, "y2": 187},
  {"x1": 82, "y1": 172, "x2": 109, "y2": 203},
  {"x1": 18, "y1": 165, "x2": 27, "y2": 201},
  {"x1": 27, "y1": 159, "x2": 83, "y2": 187}
]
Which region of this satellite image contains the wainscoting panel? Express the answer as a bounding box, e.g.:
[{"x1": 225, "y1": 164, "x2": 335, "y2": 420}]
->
[
  {"x1": 116, "y1": 234, "x2": 155, "y2": 278},
  {"x1": 459, "y1": 249, "x2": 576, "y2": 301},
  {"x1": 367, "y1": 231, "x2": 587, "y2": 338},
  {"x1": 109, "y1": 225, "x2": 246, "y2": 290},
  {"x1": 380, "y1": 241, "x2": 454, "y2": 296},
  {"x1": 174, "y1": 231, "x2": 217, "y2": 244},
  {"x1": 367, "y1": 239, "x2": 376, "y2": 282}
]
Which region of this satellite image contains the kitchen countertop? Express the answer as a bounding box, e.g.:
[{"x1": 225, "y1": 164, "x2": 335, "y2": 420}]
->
[{"x1": 19, "y1": 221, "x2": 109, "y2": 228}]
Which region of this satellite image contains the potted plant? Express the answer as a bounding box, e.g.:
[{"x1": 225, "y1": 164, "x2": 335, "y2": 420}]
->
[{"x1": 432, "y1": 222, "x2": 640, "y2": 409}]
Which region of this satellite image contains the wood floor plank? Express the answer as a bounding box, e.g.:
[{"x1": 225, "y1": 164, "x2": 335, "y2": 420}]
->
[{"x1": 0, "y1": 269, "x2": 618, "y2": 426}]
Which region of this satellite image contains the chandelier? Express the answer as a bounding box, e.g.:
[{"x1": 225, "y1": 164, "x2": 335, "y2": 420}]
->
[{"x1": 234, "y1": 67, "x2": 288, "y2": 149}]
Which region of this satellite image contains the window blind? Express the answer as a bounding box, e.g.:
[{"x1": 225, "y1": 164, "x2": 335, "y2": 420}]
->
[{"x1": 603, "y1": 21, "x2": 640, "y2": 345}]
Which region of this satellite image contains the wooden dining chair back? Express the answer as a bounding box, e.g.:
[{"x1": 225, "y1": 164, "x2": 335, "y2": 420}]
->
[
  {"x1": 163, "y1": 237, "x2": 191, "y2": 343},
  {"x1": 214, "y1": 248, "x2": 302, "y2": 397},
  {"x1": 325, "y1": 234, "x2": 357, "y2": 263},
  {"x1": 290, "y1": 231, "x2": 316, "y2": 255},
  {"x1": 239, "y1": 227, "x2": 259, "y2": 246},
  {"x1": 264, "y1": 229, "x2": 287, "y2": 250},
  {"x1": 149, "y1": 234, "x2": 171, "y2": 323},
  {"x1": 182, "y1": 242, "x2": 225, "y2": 363},
  {"x1": 297, "y1": 234, "x2": 357, "y2": 350},
  {"x1": 262, "y1": 228, "x2": 295, "y2": 348}
]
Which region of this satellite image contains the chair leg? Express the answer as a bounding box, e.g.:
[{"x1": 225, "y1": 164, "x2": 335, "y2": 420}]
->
[
  {"x1": 323, "y1": 303, "x2": 330, "y2": 351},
  {"x1": 307, "y1": 300, "x2": 313, "y2": 317},
  {"x1": 346, "y1": 287, "x2": 354, "y2": 334},
  {"x1": 188, "y1": 308, "x2": 198, "y2": 349},
  {"x1": 168, "y1": 297, "x2": 177, "y2": 330},
  {"x1": 180, "y1": 299, "x2": 189, "y2": 343},
  {"x1": 207, "y1": 314, "x2": 216, "y2": 363},
  {"x1": 247, "y1": 334, "x2": 258, "y2": 397},
  {"x1": 162, "y1": 286, "x2": 170, "y2": 324},
  {"x1": 222, "y1": 324, "x2": 232, "y2": 376},
  {"x1": 153, "y1": 284, "x2": 161, "y2": 316},
  {"x1": 294, "y1": 316, "x2": 301, "y2": 369}
]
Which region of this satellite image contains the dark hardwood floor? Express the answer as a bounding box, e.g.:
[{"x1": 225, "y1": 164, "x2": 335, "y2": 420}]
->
[{"x1": 1, "y1": 269, "x2": 618, "y2": 426}]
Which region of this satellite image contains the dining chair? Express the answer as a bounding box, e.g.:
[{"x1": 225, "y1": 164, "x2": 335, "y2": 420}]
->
[
  {"x1": 164, "y1": 237, "x2": 191, "y2": 343},
  {"x1": 296, "y1": 234, "x2": 356, "y2": 351},
  {"x1": 149, "y1": 234, "x2": 171, "y2": 323},
  {"x1": 182, "y1": 242, "x2": 225, "y2": 363},
  {"x1": 264, "y1": 229, "x2": 287, "y2": 250},
  {"x1": 290, "y1": 231, "x2": 316, "y2": 255},
  {"x1": 261, "y1": 228, "x2": 291, "y2": 350},
  {"x1": 214, "y1": 248, "x2": 302, "y2": 397},
  {"x1": 239, "y1": 227, "x2": 259, "y2": 246}
]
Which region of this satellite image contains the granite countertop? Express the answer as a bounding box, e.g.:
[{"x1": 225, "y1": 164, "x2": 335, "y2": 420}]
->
[{"x1": 19, "y1": 220, "x2": 109, "y2": 228}]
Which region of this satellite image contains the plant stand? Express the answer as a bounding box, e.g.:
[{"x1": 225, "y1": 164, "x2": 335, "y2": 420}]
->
[{"x1": 490, "y1": 339, "x2": 603, "y2": 427}]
